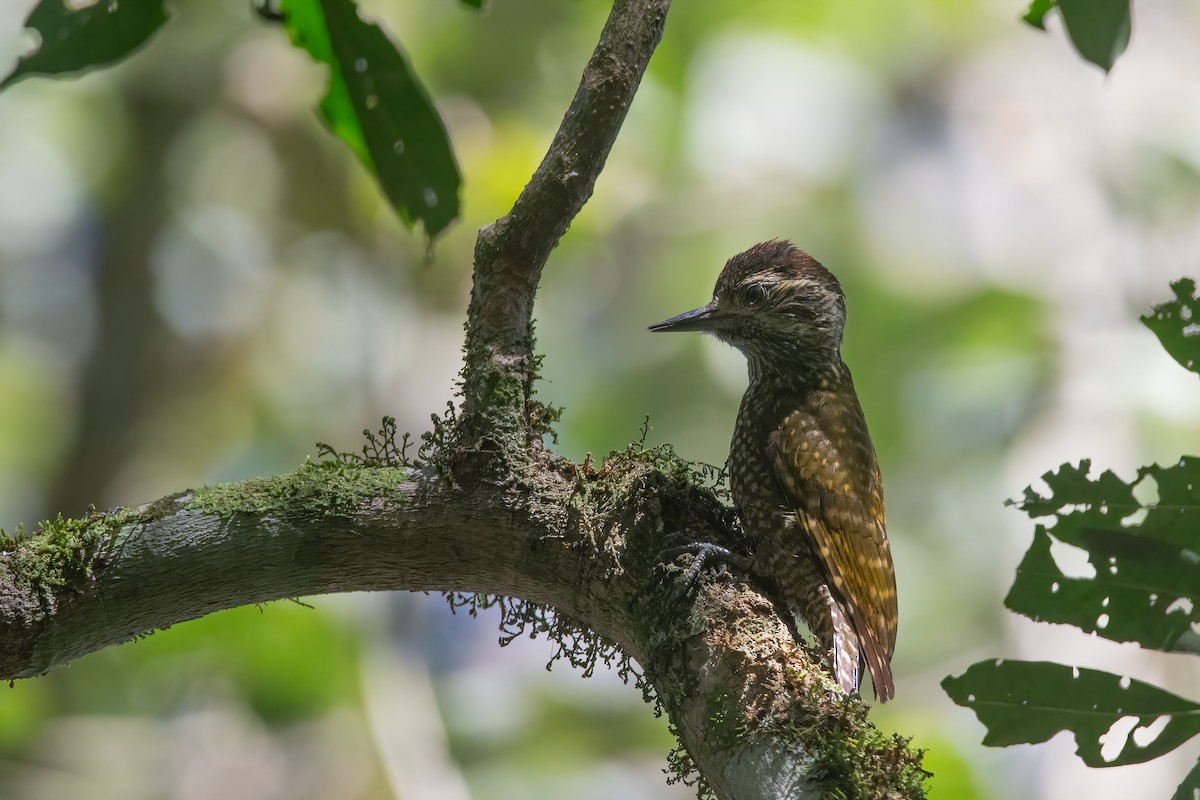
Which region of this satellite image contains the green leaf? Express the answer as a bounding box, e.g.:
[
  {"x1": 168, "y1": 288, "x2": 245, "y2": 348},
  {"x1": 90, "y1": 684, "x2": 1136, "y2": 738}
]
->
[
  {"x1": 1009, "y1": 458, "x2": 1134, "y2": 520},
  {"x1": 1142, "y1": 278, "x2": 1200, "y2": 375},
  {"x1": 1173, "y1": 759, "x2": 1200, "y2": 800},
  {"x1": 1022, "y1": 0, "x2": 1055, "y2": 31},
  {"x1": 459, "y1": 0, "x2": 485, "y2": 8},
  {"x1": 1, "y1": 0, "x2": 170, "y2": 91},
  {"x1": 942, "y1": 660, "x2": 1200, "y2": 767},
  {"x1": 1007, "y1": 526, "x2": 1200, "y2": 654},
  {"x1": 1007, "y1": 459, "x2": 1200, "y2": 653},
  {"x1": 1013, "y1": 458, "x2": 1200, "y2": 551},
  {"x1": 276, "y1": 0, "x2": 461, "y2": 239},
  {"x1": 1058, "y1": 0, "x2": 1131, "y2": 73}
]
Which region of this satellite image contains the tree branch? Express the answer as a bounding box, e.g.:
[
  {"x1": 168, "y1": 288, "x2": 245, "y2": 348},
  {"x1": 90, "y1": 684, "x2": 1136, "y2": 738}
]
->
[
  {"x1": 0, "y1": 0, "x2": 927, "y2": 797},
  {"x1": 0, "y1": 454, "x2": 923, "y2": 798},
  {"x1": 460, "y1": 0, "x2": 671, "y2": 445}
]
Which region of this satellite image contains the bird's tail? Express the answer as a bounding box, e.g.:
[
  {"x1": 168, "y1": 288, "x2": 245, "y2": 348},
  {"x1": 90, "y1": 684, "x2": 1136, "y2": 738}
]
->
[
  {"x1": 781, "y1": 557, "x2": 894, "y2": 700},
  {"x1": 821, "y1": 589, "x2": 896, "y2": 702},
  {"x1": 790, "y1": 582, "x2": 862, "y2": 696},
  {"x1": 827, "y1": 595, "x2": 862, "y2": 697}
]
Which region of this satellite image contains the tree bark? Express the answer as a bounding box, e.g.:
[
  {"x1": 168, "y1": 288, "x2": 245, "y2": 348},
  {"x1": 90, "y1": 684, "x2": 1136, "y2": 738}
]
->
[{"x1": 0, "y1": 1, "x2": 926, "y2": 797}]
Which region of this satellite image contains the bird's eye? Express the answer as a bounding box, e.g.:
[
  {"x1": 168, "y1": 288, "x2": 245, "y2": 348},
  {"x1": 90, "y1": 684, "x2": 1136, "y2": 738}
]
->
[{"x1": 744, "y1": 283, "x2": 768, "y2": 307}]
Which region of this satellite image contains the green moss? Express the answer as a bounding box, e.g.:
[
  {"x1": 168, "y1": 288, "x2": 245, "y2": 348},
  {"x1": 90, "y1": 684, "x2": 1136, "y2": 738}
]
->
[
  {"x1": 601, "y1": 433, "x2": 731, "y2": 507},
  {"x1": 769, "y1": 698, "x2": 929, "y2": 799},
  {"x1": 704, "y1": 690, "x2": 741, "y2": 743},
  {"x1": 0, "y1": 458, "x2": 413, "y2": 618},
  {"x1": 665, "y1": 735, "x2": 716, "y2": 799},
  {"x1": 0, "y1": 506, "x2": 136, "y2": 602},
  {"x1": 487, "y1": 370, "x2": 526, "y2": 409},
  {"x1": 188, "y1": 461, "x2": 411, "y2": 520},
  {"x1": 316, "y1": 416, "x2": 420, "y2": 467}
]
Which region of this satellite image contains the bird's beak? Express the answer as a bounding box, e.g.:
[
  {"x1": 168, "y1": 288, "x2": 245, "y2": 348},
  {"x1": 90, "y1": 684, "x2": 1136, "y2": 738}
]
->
[{"x1": 648, "y1": 301, "x2": 722, "y2": 333}]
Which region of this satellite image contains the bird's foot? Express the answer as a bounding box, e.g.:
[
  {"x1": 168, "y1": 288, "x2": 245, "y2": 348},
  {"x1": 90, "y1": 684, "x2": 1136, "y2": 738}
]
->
[{"x1": 657, "y1": 539, "x2": 752, "y2": 587}]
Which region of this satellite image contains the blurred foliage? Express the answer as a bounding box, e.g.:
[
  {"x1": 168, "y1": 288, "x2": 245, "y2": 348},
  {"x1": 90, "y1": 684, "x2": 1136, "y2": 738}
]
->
[
  {"x1": 1022, "y1": 0, "x2": 1055, "y2": 30},
  {"x1": 1057, "y1": 0, "x2": 1131, "y2": 73},
  {"x1": 118, "y1": 601, "x2": 364, "y2": 722},
  {"x1": 3, "y1": 0, "x2": 460, "y2": 238},
  {"x1": 1021, "y1": 0, "x2": 1131, "y2": 72},
  {"x1": 0, "y1": 0, "x2": 169, "y2": 90},
  {"x1": 0, "y1": 601, "x2": 361, "y2": 731},
  {"x1": 945, "y1": 282, "x2": 1200, "y2": 799}
]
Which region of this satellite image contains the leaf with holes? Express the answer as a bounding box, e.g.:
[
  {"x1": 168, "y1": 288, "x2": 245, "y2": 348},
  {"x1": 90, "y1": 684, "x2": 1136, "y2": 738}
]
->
[
  {"x1": 1008, "y1": 458, "x2": 1135, "y2": 520},
  {"x1": 1011, "y1": 459, "x2": 1200, "y2": 549},
  {"x1": 1, "y1": 0, "x2": 170, "y2": 90},
  {"x1": 1142, "y1": 278, "x2": 1200, "y2": 376},
  {"x1": 1007, "y1": 459, "x2": 1200, "y2": 653},
  {"x1": 1058, "y1": 0, "x2": 1131, "y2": 73},
  {"x1": 943, "y1": 660, "x2": 1200, "y2": 767},
  {"x1": 1007, "y1": 526, "x2": 1200, "y2": 654},
  {"x1": 276, "y1": 0, "x2": 460, "y2": 239}
]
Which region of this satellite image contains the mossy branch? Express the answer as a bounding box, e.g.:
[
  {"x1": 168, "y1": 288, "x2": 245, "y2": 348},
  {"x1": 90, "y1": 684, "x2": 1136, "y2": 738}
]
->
[{"x1": 0, "y1": 448, "x2": 924, "y2": 798}]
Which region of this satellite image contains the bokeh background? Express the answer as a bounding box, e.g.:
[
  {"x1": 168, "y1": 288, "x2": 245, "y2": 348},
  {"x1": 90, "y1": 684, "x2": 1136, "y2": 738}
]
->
[{"x1": 2, "y1": 0, "x2": 1200, "y2": 797}]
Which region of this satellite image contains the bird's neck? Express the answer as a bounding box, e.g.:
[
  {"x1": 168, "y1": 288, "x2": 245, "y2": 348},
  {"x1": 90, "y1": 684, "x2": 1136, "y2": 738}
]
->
[{"x1": 745, "y1": 348, "x2": 849, "y2": 389}]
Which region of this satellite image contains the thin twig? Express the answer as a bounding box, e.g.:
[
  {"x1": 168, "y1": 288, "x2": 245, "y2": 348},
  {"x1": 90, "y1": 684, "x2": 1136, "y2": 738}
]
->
[{"x1": 459, "y1": 0, "x2": 673, "y2": 442}]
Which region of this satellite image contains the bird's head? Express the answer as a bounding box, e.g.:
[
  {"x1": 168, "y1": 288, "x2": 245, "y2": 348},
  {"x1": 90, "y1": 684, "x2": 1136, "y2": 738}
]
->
[{"x1": 649, "y1": 240, "x2": 847, "y2": 378}]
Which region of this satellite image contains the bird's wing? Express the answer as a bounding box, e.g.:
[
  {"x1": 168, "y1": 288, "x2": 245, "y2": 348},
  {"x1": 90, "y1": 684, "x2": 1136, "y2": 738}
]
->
[{"x1": 767, "y1": 399, "x2": 897, "y2": 700}]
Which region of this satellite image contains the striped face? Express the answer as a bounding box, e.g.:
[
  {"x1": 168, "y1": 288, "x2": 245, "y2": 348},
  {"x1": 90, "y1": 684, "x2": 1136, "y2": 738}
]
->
[
  {"x1": 649, "y1": 239, "x2": 849, "y2": 379},
  {"x1": 706, "y1": 241, "x2": 847, "y2": 378}
]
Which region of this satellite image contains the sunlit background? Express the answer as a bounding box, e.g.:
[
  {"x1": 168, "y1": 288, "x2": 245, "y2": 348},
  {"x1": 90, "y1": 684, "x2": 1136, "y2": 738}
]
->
[{"x1": 2, "y1": 0, "x2": 1200, "y2": 797}]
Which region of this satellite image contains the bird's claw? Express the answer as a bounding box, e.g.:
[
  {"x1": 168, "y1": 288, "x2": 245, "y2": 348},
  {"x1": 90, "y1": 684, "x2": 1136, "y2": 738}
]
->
[{"x1": 657, "y1": 541, "x2": 750, "y2": 590}]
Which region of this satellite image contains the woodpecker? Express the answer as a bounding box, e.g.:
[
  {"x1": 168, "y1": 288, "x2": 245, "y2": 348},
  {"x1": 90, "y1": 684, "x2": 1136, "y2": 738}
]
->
[{"x1": 649, "y1": 240, "x2": 898, "y2": 702}]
